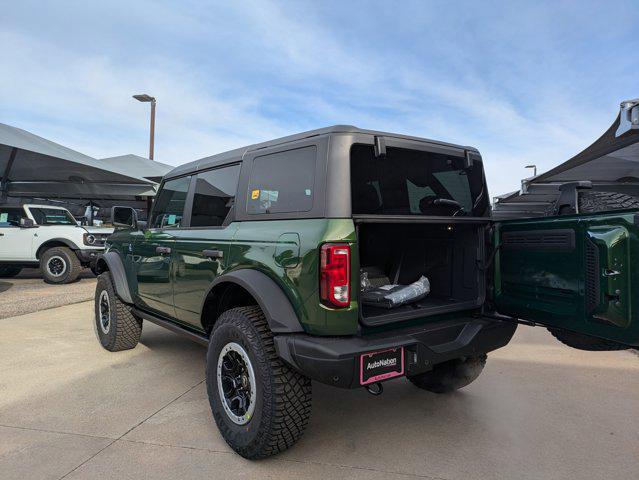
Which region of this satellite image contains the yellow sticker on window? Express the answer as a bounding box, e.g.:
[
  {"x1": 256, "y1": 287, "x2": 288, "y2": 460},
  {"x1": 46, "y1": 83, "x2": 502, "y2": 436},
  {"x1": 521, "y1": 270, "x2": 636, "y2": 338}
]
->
[{"x1": 251, "y1": 189, "x2": 260, "y2": 200}]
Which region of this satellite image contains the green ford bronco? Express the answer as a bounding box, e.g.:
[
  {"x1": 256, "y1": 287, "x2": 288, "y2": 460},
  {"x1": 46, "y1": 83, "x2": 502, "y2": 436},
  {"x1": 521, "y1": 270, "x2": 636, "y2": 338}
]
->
[{"x1": 93, "y1": 126, "x2": 639, "y2": 459}]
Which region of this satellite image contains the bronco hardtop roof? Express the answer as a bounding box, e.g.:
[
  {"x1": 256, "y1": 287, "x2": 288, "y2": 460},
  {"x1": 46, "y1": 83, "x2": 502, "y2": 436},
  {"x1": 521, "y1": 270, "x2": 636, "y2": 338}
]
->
[{"x1": 165, "y1": 125, "x2": 478, "y2": 180}]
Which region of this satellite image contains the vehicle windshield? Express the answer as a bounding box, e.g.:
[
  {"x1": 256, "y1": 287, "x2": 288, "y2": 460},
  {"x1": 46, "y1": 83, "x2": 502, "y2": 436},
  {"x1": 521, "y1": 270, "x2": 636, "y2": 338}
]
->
[
  {"x1": 350, "y1": 144, "x2": 488, "y2": 217},
  {"x1": 29, "y1": 207, "x2": 77, "y2": 226}
]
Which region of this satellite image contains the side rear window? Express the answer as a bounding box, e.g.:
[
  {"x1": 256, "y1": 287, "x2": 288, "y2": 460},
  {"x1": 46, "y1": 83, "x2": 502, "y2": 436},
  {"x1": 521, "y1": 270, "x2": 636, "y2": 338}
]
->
[
  {"x1": 0, "y1": 208, "x2": 23, "y2": 227},
  {"x1": 246, "y1": 146, "x2": 316, "y2": 214},
  {"x1": 190, "y1": 164, "x2": 241, "y2": 227},
  {"x1": 151, "y1": 176, "x2": 191, "y2": 228}
]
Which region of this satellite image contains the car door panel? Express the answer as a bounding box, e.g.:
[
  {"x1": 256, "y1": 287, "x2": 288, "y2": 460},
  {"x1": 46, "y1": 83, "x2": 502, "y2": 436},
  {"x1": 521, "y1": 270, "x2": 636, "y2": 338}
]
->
[
  {"x1": 494, "y1": 210, "x2": 639, "y2": 347},
  {"x1": 171, "y1": 164, "x2": 242, "y2": 329},
  {"x1": 133, "y1": 175, "x2": 191, "y2": 319},
  {"x1": 0, "y1": 226, "x2": 35, "y2": 260},
  {"x1": 134, "y1": 230, "x2": 176, "y2": 318},
  {"x1": 171, "y1": 225, "x2": 238, "y2": 327}
]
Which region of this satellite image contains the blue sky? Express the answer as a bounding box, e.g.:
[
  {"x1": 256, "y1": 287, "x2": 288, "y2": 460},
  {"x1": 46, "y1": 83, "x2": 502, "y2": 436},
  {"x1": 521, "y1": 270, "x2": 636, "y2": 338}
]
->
[{"x1": 1, "y1": 0, "x2": 637, "y2": 195}]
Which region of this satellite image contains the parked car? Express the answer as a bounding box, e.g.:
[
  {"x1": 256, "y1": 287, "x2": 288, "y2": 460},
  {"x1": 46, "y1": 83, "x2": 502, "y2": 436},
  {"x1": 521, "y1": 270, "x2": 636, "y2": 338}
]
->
[
  {"x1": 93, "y1": 124, "x2": 639, "y2": 459},
  {"x1": 0, "y1": 204, "x2": 113, "y2": 283}
]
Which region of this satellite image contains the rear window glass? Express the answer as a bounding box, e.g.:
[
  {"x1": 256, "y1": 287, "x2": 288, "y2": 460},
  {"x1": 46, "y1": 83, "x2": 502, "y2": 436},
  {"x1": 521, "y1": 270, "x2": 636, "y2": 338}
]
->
[
  {"x1": 351, "y1": 144, "x2": 487, "y2": 216},
  {"x1": 247, "y1": 146, "x2": 316, "y2": 214}
]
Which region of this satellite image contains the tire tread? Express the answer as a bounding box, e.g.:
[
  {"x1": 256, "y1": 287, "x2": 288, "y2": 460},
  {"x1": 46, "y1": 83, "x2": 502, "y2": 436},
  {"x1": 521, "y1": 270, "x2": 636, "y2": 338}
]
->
[
  {"x1": 206, "y1": 306, "x2": 311, "y2": 459},
  {"x1": 95, "y1": 272, "x2": 142, "y2": 351},
  {"x1": 41, "y1": 246, "x2": 82, "y2": 284}
]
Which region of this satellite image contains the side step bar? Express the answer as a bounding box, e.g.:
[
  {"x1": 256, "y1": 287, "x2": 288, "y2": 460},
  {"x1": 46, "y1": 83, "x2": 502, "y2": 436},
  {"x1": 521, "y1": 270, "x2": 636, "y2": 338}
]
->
[{"x1": 131, "y1": 307, "x2": 209, "y2": 346}]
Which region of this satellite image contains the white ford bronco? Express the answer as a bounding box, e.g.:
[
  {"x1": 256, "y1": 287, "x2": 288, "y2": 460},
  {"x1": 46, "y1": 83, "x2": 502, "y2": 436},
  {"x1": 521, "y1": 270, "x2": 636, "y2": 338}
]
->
[{"x1": 0, "y1": 204, "x2": 113, "y2": 283}]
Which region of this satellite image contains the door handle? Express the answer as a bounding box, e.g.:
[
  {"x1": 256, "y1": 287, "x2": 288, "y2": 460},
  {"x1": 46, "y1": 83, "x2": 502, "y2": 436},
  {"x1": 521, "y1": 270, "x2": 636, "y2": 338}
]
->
[
  {"x1": 603, "y1": 268, "x2": 620, "y2": 277},
  {"x1": 0, "y1": 233, "x2": 4, "y2": 236},
  {"x1": 156, "y1": 246, "x2": 172, "y2": 254},
  {"x1": 202, "y1": 249, "x2": 223, "y2": 259}
]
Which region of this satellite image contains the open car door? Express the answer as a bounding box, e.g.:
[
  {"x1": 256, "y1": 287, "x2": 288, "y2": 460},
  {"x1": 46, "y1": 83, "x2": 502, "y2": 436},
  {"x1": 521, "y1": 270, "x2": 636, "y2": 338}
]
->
[
  {"x1": 494, "y1": 99, "x2": 639, "y2": 349},
  {"x1": 494, "y1": 211, "x2": 639, "y2": 348}
]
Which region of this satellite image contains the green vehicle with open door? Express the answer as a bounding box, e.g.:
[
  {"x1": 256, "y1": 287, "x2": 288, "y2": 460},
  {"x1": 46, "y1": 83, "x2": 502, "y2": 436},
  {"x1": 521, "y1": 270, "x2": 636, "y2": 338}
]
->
[{"x1": 93, "y1": 104, "x2": 639, "y2": 459}]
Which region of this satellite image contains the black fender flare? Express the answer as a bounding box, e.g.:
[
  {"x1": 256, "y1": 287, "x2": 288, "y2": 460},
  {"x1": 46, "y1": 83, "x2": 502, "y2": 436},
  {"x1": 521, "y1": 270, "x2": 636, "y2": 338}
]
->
[
  {"x1": 207, "y1": 269, "x2": 304, "y2": 333},
  {"x1": 36, "y1": 238, "x2": 81, "y2": 257},
  {"x1": 96, "y1": 251, "x2": 134, "y2": 304}
]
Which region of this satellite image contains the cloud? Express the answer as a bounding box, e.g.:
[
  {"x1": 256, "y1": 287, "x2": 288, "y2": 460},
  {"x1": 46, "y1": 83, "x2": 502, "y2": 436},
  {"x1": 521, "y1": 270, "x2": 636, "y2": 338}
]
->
[{"x1": 0, "y1": 0, "x2": 636, "y2": 196}]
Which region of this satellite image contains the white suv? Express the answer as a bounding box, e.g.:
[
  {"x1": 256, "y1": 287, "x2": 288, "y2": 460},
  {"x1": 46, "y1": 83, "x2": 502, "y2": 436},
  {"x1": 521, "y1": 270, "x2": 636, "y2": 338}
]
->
[{"x1": 0, "y1": 204, "x2": 114, "y2": 283}]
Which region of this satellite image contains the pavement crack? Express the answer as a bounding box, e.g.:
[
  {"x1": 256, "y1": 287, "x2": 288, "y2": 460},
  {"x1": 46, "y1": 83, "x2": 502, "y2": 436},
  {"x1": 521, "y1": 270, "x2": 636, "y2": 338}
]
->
[
  {"x1": 56, "y1": 379, "x2": 204, "y2": 480},
  {"x1": 120, "y1": 438, "x2": 233, "y2": 455},
  {"x1": 0, "y1": 423, "x2": 114, "y2": 441}
]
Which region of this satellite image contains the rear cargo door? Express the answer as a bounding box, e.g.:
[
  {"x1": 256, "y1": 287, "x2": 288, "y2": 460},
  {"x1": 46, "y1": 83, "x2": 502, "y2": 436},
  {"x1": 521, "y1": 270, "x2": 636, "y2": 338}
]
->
[{"x1": 494, "y1": 210, "x2": 639, "y2": 347}]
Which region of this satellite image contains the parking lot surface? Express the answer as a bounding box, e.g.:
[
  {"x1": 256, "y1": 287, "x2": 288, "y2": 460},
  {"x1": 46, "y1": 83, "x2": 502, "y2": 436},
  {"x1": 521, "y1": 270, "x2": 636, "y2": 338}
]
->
[
  {"x1": 0, "y1": 269, "x2": 95, "y2": 319},
  {"x1": 0, "y1": 301, "x2": 638, "y2": 480}
]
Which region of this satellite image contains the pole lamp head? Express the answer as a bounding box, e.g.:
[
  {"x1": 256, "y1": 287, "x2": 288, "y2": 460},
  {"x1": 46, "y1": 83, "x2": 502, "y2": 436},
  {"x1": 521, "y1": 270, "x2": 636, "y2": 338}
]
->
[{"x1": 133, "y1": 94, "x2": 156, "y2": 103}]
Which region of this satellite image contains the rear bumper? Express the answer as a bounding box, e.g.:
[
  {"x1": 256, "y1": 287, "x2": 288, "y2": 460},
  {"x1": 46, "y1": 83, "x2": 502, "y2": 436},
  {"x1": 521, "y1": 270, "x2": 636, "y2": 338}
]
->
[{"x1": 274, "y1": 317, "x2": 517, "y2": 389}]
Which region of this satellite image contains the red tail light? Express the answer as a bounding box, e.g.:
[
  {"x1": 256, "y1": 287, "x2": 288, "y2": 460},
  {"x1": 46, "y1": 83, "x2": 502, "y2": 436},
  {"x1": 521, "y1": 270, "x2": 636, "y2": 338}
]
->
[{"x1": 320, "y1": 243, "x2": 351, "y2": 308}]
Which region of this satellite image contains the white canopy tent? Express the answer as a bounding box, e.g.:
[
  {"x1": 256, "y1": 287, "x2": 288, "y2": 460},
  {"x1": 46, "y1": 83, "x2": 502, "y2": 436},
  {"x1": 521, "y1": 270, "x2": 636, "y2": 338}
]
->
[
  {"x1": 0, "y1": 123, "x2": 161, "y2": 201},
  {"x1": 0, "y1": 123, "x2": 171, "y2": 222},
  {"x1": 100, "y1": 154, "x2": 172, "y2": 184}
]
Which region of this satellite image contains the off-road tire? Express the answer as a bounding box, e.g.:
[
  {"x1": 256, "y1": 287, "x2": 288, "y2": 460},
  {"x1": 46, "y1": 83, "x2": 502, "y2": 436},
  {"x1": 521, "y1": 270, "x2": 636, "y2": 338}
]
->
[
  {"x1": 549, "y1": 190, "x2": 638, "y2": 351},
  {"x1": 40, "y1": 246, "x2": 82, "y2": 284},
  {"x1": 578, "y1": 191, "x2": 639, "y2": 213},
  {"x1": 0, "y1": 265, "x2": 22, "y2": 278},
  {"x1": 206, "y1": 306, "x2": 312, "y2": 459},
  {"x1": 407, "y1": 355, "x2": 487, "y2": 393},
  {"x1": 547, "y1": 328, "x2": 629, "y2": 351},
  {"x1": 94, "y1": 272, "x2": 142, "y2": 351}
]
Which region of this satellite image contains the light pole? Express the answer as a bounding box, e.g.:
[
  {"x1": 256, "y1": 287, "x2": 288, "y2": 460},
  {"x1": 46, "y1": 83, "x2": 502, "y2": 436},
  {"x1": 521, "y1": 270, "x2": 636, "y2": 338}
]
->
[{"x1": 133, "y1": 94, "x2": 156, "y2": 160}]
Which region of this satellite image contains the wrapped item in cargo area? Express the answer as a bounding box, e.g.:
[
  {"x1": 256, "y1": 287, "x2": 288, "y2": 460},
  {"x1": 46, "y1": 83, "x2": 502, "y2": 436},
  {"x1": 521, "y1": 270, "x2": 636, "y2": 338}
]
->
[
  {"x1": 356, "y1": 221, "x2": 485, "y2": 326},
  {"x1": 361, "y1": 276, "x2": 431, "y2": 309}
]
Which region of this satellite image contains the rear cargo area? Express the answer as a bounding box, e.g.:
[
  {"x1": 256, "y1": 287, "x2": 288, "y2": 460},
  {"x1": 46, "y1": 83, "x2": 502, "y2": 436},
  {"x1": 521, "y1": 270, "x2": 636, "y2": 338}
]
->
[{"x1": 357, "y1": 221, "x2": 486, "y2": 326}]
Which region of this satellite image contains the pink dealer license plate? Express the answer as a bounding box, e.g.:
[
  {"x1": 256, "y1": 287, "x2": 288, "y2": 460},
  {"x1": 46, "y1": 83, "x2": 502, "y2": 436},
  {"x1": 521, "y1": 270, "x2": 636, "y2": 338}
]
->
[{"x1": 359, "y1": 347, "x2": 404, "y2": 385}]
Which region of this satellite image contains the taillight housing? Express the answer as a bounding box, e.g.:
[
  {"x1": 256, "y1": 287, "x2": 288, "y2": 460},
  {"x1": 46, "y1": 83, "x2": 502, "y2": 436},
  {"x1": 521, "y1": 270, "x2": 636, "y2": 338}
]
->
[{"x1": 320, "y1": 243, "x2": 350, "y2": 308}]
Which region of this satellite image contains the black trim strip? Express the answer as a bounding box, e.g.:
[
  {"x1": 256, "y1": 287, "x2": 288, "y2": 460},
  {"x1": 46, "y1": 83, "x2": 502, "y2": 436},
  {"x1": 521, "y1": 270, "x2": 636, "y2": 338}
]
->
[
  {"x1": 352, "y1": 215, "x2": 491, "y2": 224},
  {"x1": 132, "y1": 308, "x2": 209, "y2": 346}
]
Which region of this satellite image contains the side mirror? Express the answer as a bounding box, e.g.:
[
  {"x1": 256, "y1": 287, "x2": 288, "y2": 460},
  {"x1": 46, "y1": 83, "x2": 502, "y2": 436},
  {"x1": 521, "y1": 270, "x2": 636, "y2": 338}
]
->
[
  {"x1": 111, "y1": 206, "x2": 138, "y2": 229},
  {"x1": 19, "y1": 218, "x2": 36, "y2": 228}
]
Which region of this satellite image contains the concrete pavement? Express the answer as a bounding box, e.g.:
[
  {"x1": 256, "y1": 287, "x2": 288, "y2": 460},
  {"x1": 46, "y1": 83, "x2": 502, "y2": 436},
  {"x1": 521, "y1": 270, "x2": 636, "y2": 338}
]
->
[{"x1": 0, "y1": 301, "x2": 638, "y2": 479}]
